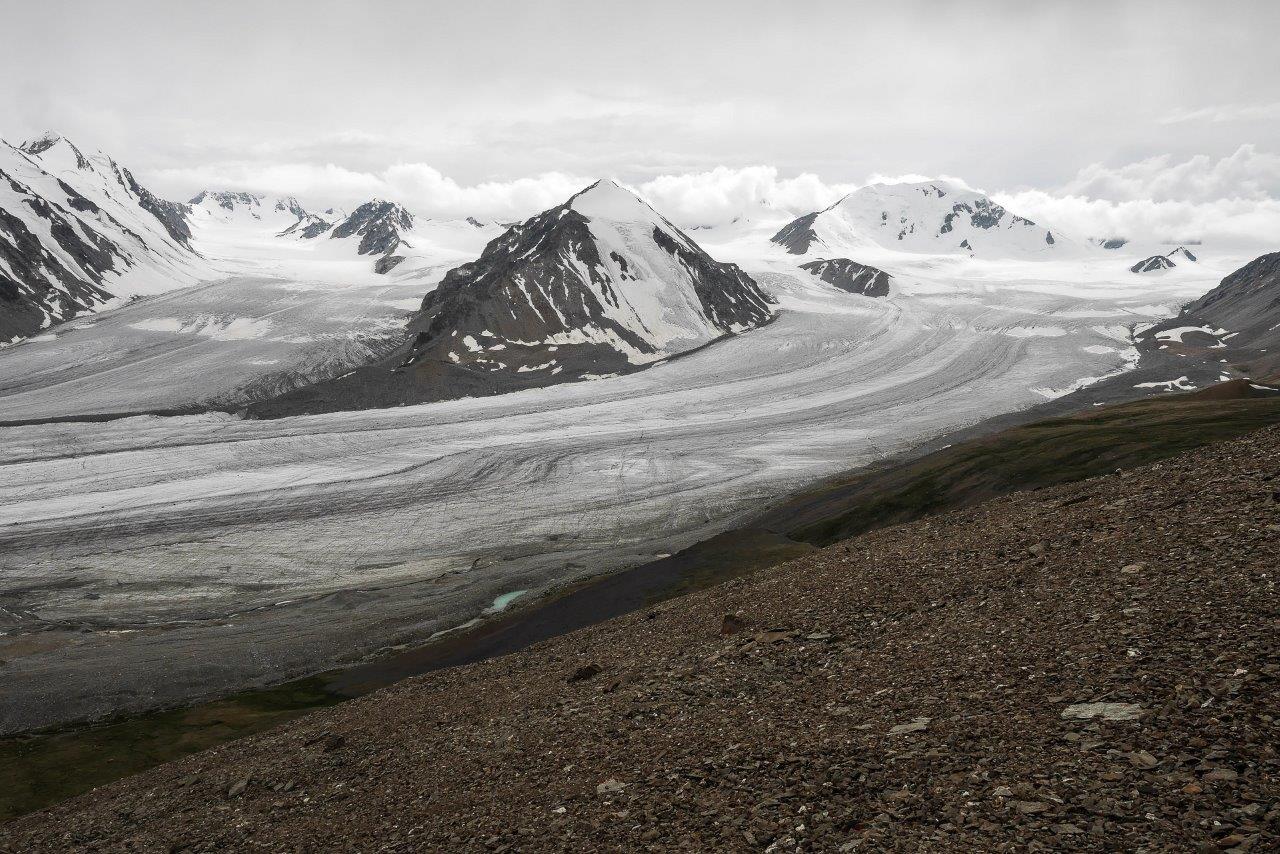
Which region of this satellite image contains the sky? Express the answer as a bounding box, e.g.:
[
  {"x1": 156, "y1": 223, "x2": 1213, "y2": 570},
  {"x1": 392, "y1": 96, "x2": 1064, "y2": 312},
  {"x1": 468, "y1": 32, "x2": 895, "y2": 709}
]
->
[{"x1": 2, "y1": 0, "x2": 1278, "y2": 241}]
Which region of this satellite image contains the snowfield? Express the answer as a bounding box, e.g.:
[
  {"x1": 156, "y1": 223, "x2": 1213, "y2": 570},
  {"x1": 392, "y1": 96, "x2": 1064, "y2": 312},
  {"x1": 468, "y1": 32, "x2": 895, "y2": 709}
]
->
[{"x1": 0, "y1": 198, "x2": 1259, "y2": 732}]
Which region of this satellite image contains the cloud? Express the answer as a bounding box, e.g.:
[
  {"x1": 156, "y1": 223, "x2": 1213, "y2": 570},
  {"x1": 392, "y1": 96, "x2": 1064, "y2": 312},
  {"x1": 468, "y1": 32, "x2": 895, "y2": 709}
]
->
[
  {"x1": 1160, "y1": 102, "x2": 1280, "y2": 125},
  {"x1": 991, "y1": 145, "x2": 1280, "y2": 244},
  {"x1": 150, "y1": 162, "x2": 868, "y2": 224},
  {"x1": 1059, "y1": 145, "x2": 1280, "y2": 202},
  {"x1": 148, "y1": 149, "x2": 1280, "y2": 247},
  {"x1": 150, "y1": 162, "x2": 592, "y2": 220},
  {"x1": 636, "y1": 167, "x2": 856, "y2": 225},
  {"x1": 993, "y1": 190, "x2": 1280, "y2": 245}
]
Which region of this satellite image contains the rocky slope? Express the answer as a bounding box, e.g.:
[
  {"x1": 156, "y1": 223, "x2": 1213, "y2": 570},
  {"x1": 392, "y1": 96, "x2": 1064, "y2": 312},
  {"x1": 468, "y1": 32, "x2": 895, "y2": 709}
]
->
[
  {"x1": 1183, "y1": 251, "x2": 1278, "y2": 332},
  {"x1": 1124, "y1": 251, "x2": 1280, "y2": 388},
  {"x1": 0, "y1": 132, "x2": 202, "y2": 341},
  {"x1": 248, "y1": 180, "x2": 775, "y2": 415},
  {"x1": 798, "y1": 258, "x2": 892, "y2": 297},
  {"x1": 772, "y1": 181, "x2": 1068, "y2": 258},
  {"x1": 4, "y1": 420, "x2": 1276, "y2": 852}
]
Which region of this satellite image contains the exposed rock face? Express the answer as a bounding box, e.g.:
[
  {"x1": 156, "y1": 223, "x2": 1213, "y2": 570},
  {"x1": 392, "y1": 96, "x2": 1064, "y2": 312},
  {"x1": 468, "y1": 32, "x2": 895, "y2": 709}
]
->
[
  {"x1": 799, "y1": 258, "x2": 891, "y2": 297},
  {"x1": 0, "y1": 197, "x2": 115, "y2": 340},
  {"x1": 771, "y1": 211, "x2": 821, "y2": 254},
  {"x1": 772, "y1": 181, "x2": 1065, "y2": 258},
  {"x1": 118, "y1": 168, "x2": 193, "y2": 248},
  {"x1": 1131, "y1": 255, "x2": 1176, "y2": 273},
  {"x1": 0, "y1": 132, "x2": 199, "y2": 341},
  {"x1": 1090, "y1": 237, "x2": 1129, "y2": 250},
  {"x1": 1167, "y1": 245, "x2": 1198, "y2": 263},
  {"x1": 330, "y1": 200, "x2": 414, "y2": 256}
]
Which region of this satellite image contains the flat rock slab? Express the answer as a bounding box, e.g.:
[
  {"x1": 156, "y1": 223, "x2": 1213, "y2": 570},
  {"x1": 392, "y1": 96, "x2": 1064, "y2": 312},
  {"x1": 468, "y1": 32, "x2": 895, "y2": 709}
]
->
[{"x1": 1060, "y1": 701, "x2": 1144, "y2": 721}]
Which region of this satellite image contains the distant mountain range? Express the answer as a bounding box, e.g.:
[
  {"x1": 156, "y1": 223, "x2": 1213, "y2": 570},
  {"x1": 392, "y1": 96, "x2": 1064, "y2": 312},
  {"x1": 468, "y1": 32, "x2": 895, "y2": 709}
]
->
[{"x1": 6, "y1": 129, "x2": 1275, "y2": 416}]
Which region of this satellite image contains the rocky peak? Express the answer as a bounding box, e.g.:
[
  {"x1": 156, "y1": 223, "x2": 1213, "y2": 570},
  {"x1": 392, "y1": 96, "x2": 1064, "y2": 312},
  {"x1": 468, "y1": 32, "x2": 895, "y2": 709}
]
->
[
  {"x1": 330, "y1": 199, "x2": 415, "y2": 256},
  {"x1": 1131, "y1": 255, "x2": 1176, "y2": 274}
]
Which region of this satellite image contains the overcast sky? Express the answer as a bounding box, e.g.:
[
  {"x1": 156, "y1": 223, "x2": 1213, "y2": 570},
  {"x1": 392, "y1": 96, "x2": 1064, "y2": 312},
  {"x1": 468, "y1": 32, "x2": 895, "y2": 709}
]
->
[{"x1": 2, "y1": 0, "x2": 1277, "y2": 239}]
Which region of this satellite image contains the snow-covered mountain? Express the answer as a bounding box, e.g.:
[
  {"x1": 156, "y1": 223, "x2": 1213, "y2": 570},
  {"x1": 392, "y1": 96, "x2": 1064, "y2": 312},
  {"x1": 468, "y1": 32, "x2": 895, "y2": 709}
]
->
[
  {"x1": 248, "y1": 180, "x2": 776, "y2": 415},
  {"x1": 772, "y1": 181, "x2": 1068, "y2": 258},
  {"x1": 189, "y1": 191, "x2": 311, "y2": 229},
  {"x1": 402, "y1": 179, "x2": 775, "y2": 375},
  {"x1": 0, "y1": 132, "x2": 204, "y2": 342}
]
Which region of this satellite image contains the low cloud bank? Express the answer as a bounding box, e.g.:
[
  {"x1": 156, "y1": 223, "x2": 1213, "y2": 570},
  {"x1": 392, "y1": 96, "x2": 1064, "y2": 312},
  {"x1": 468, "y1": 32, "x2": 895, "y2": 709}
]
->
[{"x1": 152, "y1": 146, "x2": 1280, "y2": 245}]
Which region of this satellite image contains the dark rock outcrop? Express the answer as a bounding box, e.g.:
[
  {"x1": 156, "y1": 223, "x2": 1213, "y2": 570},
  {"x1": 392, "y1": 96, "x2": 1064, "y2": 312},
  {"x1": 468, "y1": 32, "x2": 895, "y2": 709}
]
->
[
  {"x1": 373, "y1": 254, "x2": 405, "y2": 275},
  {"x1": 799, "y1": 258, "x2": 891, "y2": 297},
  {"x1": 770, "y1": 212, "x2": 820, "y2": 255},
  {"x1": 1131, "y1": 255, "x2": 1175, "y2": 273}
]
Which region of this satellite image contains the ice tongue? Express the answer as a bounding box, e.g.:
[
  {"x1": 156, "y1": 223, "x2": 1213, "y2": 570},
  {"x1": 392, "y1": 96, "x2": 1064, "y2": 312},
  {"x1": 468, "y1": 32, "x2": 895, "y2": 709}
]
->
[{"x1": 567, "y1": 179, "x2": 659, "y2": 223}]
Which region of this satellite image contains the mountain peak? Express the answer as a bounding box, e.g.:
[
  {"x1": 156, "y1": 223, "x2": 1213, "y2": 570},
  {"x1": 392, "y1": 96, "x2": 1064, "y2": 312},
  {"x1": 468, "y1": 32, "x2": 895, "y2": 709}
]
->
[
  {"x1": 567, "y1": 179, "x2": 659, "y2": 222},
  {"x1": 19, "y1": 130, "x2": 92, "y2": 170},
  {"x1": 19, "y1": 130, "x2": 66, "y2": 155}
]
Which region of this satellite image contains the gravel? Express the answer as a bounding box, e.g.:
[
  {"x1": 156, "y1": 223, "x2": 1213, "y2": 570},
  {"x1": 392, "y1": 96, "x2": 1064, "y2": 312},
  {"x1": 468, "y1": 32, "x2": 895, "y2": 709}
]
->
[{"x1": 3, "y1": 424, "x2": 1278, "y2": 852}]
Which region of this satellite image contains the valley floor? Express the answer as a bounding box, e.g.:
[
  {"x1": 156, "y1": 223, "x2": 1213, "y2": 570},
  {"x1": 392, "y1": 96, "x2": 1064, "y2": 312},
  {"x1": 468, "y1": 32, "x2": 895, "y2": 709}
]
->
[
  {"x1": 4, "y1": 419, "x2": 1276, "y2": 852},
  {"x1": 0, "y1": 244, "x2": 1240, "y2": 733}
]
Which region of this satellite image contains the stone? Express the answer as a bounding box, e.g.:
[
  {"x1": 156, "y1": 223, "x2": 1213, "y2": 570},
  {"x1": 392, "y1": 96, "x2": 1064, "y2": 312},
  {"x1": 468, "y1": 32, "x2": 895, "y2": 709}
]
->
[
  {"x1": 1061, "y1": 702, "x2": 1144, "y2": 721},
  {"x1": 597, "y1": 778, "x2": 626, "y2": 796},
  {"x1": 1127, "y1": 750, "x2": 1159, "y2": 769},
  {"x1": 889, "y1": 717, "x2": 931, "y2": 735},
  {"x1": 568, "y1": 664, "x2": 602, "y2": 683}
]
